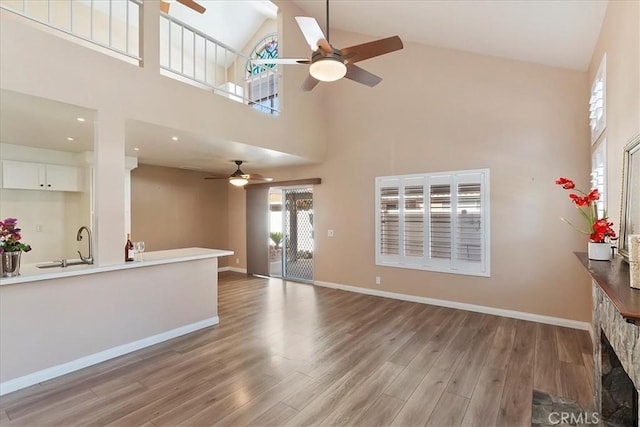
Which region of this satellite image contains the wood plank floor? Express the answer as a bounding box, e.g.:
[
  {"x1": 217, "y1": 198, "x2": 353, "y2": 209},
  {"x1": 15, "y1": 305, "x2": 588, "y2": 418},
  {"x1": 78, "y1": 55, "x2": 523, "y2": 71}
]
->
[{"x1": 0, "y1": 272, "x2": 594, "y2": 426}]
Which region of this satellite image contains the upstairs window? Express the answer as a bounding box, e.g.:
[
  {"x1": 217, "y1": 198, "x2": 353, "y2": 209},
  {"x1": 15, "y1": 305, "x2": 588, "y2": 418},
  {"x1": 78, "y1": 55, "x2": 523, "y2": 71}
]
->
[
  {"x1": 246, "y1": 33, "x2": 279, "y2": 115},
  {"x1": 376, "y1": 169, "x2": 490, "y2": 277},
  {"x1": 590, "y1": 54, "x2": 606, "y2": 144}
]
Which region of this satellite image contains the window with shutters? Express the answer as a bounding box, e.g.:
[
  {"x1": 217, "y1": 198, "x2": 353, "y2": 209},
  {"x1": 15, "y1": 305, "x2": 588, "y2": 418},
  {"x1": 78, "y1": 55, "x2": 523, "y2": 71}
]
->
[
  {"x1": 376, "y1": 169, "x2": 490, "y2": 277},
  {"x1": 590, "y1": 54, "x2": 606, "y2": 144}
]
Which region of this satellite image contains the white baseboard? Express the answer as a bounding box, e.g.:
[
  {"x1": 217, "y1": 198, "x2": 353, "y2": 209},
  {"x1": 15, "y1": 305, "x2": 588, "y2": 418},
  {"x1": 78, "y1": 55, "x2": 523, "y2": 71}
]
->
[
  {"x1": 0, "y1": 316, "x2": 219, "y2": 396},
  {"x1": 218, "y1": 266, "x2": 247, "y2": 274},
  {"x1": 314, "y1": 280, "x2": 590, "y2": 331}
]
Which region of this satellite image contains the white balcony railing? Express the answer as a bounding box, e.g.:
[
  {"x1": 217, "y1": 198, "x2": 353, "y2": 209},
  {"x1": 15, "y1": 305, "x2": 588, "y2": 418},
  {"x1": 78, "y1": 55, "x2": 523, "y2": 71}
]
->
[
  {"x1": 0, "y1": 0, "x2": 141, "y2": 61},
  {"x1": 160, "y1": 13, "x2": 279, "y2": 115},
  {"x1": 0, "y1": 1, "x2": 279, "y2": 115}
]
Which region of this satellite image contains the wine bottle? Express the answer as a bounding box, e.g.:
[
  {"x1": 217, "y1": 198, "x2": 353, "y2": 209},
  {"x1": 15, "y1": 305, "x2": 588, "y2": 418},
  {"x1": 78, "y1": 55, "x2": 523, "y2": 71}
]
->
[{"x1": 125, "y1": 233, "x2": 134, "y2": 262}]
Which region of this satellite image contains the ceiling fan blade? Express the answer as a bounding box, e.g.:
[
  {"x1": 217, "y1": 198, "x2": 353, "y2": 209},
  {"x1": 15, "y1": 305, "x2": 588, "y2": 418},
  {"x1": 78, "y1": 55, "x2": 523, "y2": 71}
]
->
[
  {"x1": 244, "y1": 173, "x2": 273, "y2": 181},
  {"x1": 251, "y1": 58, "x2": 310, "y2": 65},
  {"x1": 248, "y1": 177, "x2": 274, "y2": 183},
  {"x1": 341, "y1": 36, "x2": 404, "y2": 64},
  {"x1": 295, "y1": 17, "x2": 331, "y2": 53},
  {"x1": 176, "y1": 0, "x2": 206, "y2": 14},
  {"x1": 301, "y1": 74, "x2": 320, "y2": 92},
  {"x1": 344, "y1": 64, "x2": 382, "y2": 87},
  {"x1": 204, "y1": 176, "x2": 228, "y2": 180}
]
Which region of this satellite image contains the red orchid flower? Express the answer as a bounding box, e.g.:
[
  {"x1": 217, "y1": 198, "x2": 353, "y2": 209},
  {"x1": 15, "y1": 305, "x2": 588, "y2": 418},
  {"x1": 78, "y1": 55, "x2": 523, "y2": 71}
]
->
[{"x1": 555, "y1": 177, "x2": 575, "y2": 190}]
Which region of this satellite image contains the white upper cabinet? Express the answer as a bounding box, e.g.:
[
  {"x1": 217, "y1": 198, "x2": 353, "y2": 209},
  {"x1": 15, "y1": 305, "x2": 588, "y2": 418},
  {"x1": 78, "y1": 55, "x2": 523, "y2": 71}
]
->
[{"x1": 1, "y1": 160, "x2": 84, "y2": 192}]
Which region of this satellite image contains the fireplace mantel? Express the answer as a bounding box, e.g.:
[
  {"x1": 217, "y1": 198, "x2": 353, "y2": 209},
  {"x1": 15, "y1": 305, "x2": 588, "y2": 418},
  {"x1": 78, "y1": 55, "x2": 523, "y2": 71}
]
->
[
  {"x1": 575, "y1": 252, "x2": 640, "y2": 324},
  {"x1": 578, "y1": 252, "x2": 640, "y2": 425}
]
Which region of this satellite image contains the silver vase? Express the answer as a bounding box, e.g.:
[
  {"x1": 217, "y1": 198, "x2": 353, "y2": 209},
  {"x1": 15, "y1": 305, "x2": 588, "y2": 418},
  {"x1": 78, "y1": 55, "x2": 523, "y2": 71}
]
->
[{"x1": 1, "y1": 251, "x2": 22, "y2": 277}]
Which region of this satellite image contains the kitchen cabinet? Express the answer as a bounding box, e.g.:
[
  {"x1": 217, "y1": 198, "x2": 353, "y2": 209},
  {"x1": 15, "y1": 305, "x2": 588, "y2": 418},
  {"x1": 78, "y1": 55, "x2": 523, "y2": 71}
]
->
[{"x1": 1, "y1": 160, "x2": 84, "y2": 192}]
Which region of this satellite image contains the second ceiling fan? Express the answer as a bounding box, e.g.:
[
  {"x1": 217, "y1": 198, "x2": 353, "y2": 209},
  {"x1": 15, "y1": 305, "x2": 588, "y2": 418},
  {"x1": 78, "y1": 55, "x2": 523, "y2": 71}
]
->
[
  {"x1": 251, "y1": 0, "x2": 403, "y2": 91},
  {"x1": 204, "y1": 161, "x2": 273, "y2": 187}
]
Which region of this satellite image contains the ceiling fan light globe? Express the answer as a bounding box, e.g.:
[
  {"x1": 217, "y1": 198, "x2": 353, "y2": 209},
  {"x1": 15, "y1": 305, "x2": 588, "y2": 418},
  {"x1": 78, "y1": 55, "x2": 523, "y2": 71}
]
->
[
  {"x1": 229, "y1": 177, "x2": 249, "y2": 187},
  {"x1": 309, "y1": 58, "x2": 347, "y2": 82}
]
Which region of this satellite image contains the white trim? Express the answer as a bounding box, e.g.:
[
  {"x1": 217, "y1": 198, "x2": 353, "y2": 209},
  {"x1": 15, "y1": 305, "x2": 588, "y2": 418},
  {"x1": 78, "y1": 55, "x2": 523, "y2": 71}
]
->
[
  {"x1": 314, "y1": 280, "x2": 590, "y2": 331},
  {"x1": 0, "y1": 316, "x2": 219, "y2": 396},
  {"x1": 218, "y1": 266, "x2": 247, "y2": 274}
]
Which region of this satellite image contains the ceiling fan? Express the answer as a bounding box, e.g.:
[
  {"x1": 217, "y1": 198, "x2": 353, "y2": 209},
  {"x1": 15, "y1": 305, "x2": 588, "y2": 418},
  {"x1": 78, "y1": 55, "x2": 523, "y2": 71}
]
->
[
  {"x1": 204, "y1": 160, "x2": 273, "y2": 187},
  {"x1": 160, "y1": 0, "x2": 206, "y2": 15},
  {"x1": 250, "y1": 0, "x2": 403, "y2": 91}
]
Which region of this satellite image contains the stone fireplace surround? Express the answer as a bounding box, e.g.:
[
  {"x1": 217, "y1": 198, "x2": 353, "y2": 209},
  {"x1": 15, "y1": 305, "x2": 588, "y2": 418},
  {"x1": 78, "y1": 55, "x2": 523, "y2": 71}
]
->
[{"x1": 585, "y1": 254, "x2": 640, "y2": 426}]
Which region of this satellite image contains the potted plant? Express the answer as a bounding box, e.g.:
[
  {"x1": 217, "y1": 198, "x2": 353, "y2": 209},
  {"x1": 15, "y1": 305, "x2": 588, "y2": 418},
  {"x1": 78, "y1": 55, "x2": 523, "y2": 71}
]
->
[
  {"x1": 0, "y1": 217, "x2": 32, "y2": 277},
  {"x1": 555, "y1": 177, "x2": 616, "y2": 260},
  {"x1": 270, "y1": 231, "x2": 282, "y2": 249}
]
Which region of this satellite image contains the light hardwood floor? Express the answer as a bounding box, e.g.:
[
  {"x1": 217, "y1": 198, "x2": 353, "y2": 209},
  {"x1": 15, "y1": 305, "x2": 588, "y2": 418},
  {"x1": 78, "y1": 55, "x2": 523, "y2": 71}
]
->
[{"x1": 0, "y1": 272, "x2": 593, "y2": 426}]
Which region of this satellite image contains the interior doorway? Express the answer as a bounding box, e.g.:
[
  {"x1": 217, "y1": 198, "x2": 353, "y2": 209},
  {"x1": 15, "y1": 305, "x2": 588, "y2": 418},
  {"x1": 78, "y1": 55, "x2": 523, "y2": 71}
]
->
[{"x1": 269, "y1": 187, "x2": 314, "y2": 282}]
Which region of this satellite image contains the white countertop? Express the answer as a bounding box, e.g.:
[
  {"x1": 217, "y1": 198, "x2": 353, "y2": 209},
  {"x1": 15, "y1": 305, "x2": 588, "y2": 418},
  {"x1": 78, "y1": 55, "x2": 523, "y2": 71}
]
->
[{"x1": 0, "y1": 247, "x2": 233, "y2": 286}]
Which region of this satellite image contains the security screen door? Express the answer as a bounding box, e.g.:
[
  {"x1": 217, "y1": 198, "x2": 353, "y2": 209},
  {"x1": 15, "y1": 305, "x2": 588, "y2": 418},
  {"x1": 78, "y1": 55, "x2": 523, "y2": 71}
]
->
[{"x1": 282, "y1": 187, "x2": 314, "y2": 282}]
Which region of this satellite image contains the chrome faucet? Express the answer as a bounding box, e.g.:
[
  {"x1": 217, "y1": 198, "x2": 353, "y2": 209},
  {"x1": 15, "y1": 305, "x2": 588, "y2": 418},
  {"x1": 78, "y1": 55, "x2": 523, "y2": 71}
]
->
[{"x1": 76, "y1": 226, "x2": 94, "y2": 265}]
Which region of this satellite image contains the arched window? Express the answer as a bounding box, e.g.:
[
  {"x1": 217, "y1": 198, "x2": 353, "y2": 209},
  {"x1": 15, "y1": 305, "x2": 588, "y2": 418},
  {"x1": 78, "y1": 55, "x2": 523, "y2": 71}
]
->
[{"x1": 246, "y1": 33, "x2": 279, "y2": 115}]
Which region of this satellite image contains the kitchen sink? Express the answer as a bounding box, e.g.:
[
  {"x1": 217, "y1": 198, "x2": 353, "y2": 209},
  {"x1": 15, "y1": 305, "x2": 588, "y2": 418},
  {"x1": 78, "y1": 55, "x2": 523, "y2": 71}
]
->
[{"x1": 36, "y1": 260, "x2": 89, "y2": 269}]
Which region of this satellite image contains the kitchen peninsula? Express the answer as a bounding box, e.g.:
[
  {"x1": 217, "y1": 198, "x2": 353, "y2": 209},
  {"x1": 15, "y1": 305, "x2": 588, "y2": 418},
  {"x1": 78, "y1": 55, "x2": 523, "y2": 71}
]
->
[{"x1": 0, "y1": 247, "x2": 232, "y2": 395}]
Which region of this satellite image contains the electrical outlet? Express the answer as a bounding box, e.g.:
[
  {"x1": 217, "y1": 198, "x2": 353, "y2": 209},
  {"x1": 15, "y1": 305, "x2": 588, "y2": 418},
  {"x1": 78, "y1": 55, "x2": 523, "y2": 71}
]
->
[
  {"x1": 236, "y1": 258, "x2": 240, "y2": 264},
  {"x1": 375, "y1": 276, "x2": 381, "y2": 285},
  {"x1": 328, "y1": 229, "x2": 334, "y2": 237},
  {"x1": 35, "y1": 224, "x2": 43, "y2": 232}
]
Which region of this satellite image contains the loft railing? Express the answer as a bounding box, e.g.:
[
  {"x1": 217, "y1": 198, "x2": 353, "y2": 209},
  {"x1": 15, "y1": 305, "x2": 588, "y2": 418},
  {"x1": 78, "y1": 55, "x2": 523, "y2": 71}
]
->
[
  {"x1": 0, "y1": 0, "x2": 141, "y2": 61},
  {"x1": 160, "y1": 12, "x2": 279, "y2": 115}
]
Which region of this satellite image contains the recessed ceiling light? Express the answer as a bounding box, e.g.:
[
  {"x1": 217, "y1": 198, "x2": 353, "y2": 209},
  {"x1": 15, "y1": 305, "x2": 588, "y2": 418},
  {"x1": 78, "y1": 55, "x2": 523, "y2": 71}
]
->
[
  {"x1": 134, "y1": 147, "x2": 140, "y2": 151},
  {"x1": 76, "y1": 117, "x2": 85, "y2": 122},
  {"x1": 66, "y1": 137, "x2": 75, "y2": 141},
  {"x1": 171, "y1": 136, "x2": 179, "y2": 141}
]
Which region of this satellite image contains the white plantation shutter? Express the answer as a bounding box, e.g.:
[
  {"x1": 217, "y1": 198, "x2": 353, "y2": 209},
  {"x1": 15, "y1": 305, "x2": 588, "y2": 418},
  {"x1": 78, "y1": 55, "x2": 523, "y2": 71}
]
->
[
  {"x1": 590, "y1": 55, "x2": 606, "y2": 144},
  {"x1": 591, "y1": 140, "x2": 607, "y2": 219},
  {"x1": 376, "y1": 169, "x2": 490, "y2": 277},
  {"x1": 403, "y1": 182, "x2": 425, "y2": 258},
  {"x1": 455, "y1": 174, "x2": 484, "y2": 268},
  {"x1": 379, "y1": 179, "x2": 400, "y2": 259}
]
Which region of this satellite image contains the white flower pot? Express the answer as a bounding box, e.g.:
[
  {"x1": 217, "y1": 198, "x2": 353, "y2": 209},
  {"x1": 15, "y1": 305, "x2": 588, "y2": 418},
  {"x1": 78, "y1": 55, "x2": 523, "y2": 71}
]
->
[{"x1": 588, "y1": 242, "x2": 612, "y2": 261}]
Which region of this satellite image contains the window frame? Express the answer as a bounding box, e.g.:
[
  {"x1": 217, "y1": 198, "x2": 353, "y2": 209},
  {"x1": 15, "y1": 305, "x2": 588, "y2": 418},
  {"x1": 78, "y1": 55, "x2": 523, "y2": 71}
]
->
[{"x1": 375, "y1": 168, "x2": 490, "y2": 277}]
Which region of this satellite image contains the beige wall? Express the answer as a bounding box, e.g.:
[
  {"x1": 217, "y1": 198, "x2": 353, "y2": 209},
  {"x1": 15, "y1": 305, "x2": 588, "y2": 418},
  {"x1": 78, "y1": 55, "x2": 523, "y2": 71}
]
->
[
  {"x1": 231, "y1": 33, "x2": 595, "y2": 322},
  {"x1": 131, "y1": 164, "x2": 230, "y2": 266},
  {"x1": 588, "y1": 0, "x2": 640, "y2": 233},
  {"x1": 227, "y1": 185, "x2": 247, "y2": 269}
]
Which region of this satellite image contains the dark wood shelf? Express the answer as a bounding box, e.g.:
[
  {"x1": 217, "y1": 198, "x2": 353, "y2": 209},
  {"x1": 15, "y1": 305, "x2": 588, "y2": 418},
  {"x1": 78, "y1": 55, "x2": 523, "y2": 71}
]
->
[{"x1": 576, "y1": 252, "x2": 640, "y2": 324}]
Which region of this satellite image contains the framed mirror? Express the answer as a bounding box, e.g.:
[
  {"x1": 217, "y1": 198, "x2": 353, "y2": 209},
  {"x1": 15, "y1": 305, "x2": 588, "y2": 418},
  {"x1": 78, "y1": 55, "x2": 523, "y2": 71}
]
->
[{"x1": 619, "y1": 134, "x2": 640, "y2": 261}]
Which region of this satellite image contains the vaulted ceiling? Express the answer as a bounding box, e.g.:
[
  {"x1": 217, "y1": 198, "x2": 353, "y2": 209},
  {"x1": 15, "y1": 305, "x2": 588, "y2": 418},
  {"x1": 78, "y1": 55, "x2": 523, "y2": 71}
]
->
[{"x1": 292, "y1": 0, "x2": 608, "y2": 71}]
